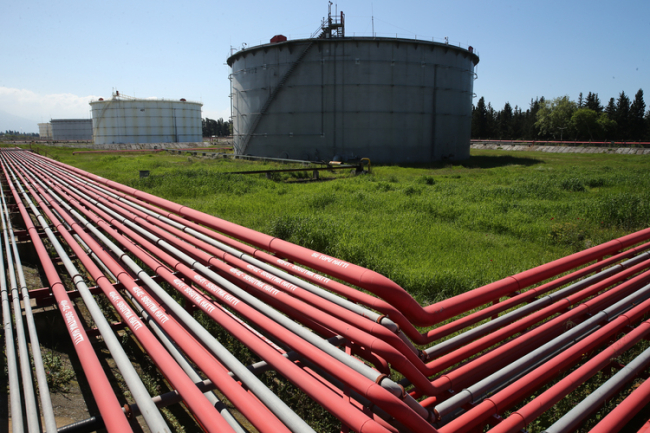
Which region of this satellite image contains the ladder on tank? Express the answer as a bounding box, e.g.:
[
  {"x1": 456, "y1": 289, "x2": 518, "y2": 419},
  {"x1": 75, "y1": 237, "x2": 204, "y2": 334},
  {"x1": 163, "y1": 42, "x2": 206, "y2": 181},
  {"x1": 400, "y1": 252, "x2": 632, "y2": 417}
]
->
[{"x1": 237, "y1": 39, "x2": 316, "y2": 156}]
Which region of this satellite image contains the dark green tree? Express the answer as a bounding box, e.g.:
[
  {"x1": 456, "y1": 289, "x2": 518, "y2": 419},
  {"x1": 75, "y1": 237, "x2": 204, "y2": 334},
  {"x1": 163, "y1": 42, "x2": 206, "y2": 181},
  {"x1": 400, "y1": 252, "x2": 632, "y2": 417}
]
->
[
  {"x1": 585, "y1": 92, "x2": 602, "y2": 113},
  {"x1": 616, "y1": 91, "x2": 631, "y2": 140},
  {"x1": 535, "y1": 96, "x2": 576, "y2": 140},
  {"x1": 523, "y1": 97, "x2": 543, "y2": 139},
  {"x1": 598, "y1": 113, "x2": 617, "y2": 141},
  {"x1": 511, "y1": 105, "x2": 524, "y2": 139},
  {"x1": 202, "y1": 118, "x2": 232, "y2": 137},
  {"x1": 486, "y1": 103, "x2": 498, "y2": 138},
  {"x1": 571, "y1": 108, "x2": 599, "y2": 140},
  {"x1": 630, "y1": 89, "x2": 646, "y2": 141},
  {"x1": 471, "y1": 97, "x2": 489, "y2": 138},
  {"x1": 202, "y1": 118, "x2": 216, "y2": 136},
  {"x1": 605, "y1": 98, "x2": 616, "y2": 116},
  {"x1": 498, "y1": 102, "x2": 513, "y2": 139}
]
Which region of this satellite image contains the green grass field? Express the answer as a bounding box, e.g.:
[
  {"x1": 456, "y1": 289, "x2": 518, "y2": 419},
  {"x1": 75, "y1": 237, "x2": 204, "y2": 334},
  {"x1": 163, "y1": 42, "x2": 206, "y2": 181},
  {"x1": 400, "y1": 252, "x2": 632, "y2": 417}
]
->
[{"x1": 18, "y1": 144, "x2": 650, "y2": 306}]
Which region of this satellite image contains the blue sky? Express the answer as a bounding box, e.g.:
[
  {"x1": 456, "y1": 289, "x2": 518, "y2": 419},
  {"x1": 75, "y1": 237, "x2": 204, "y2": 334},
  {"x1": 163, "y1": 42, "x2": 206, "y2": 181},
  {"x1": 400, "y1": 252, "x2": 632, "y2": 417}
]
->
[{"x1": 2, "y1": 0, "x2": 649, "y2": 132}]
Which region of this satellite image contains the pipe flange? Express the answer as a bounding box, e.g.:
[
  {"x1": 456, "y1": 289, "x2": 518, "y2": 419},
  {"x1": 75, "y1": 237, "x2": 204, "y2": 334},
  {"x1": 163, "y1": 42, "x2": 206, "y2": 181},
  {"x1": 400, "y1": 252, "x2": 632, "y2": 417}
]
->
[
  {"x1": 374, "y1": 373, "x2": 388, "y2": 384},
  {"x1": 375, "y1": 314, "x2": 386, "y2": 323}
]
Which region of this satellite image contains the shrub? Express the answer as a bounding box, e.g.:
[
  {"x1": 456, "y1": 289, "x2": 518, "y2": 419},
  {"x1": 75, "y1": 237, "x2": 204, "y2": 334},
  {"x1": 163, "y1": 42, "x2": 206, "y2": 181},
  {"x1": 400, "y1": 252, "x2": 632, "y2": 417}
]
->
[
  {"x1": 375, "y1": 182, "x2": 395, "y2": 192},
  {"x1": 590, "y1": 193, "x2": 650, "y2": 230},
  {"x1": 560, "y1": 178, "x2": 586, "y2": 192},
  {"x1": 267, "y1": 215, "x2": 340, "y2": 255},
  {"x1": 43, "y1": 353, "x2": 75, "y2": 392},
  {"x1": 403, "y1": 185, "x2": 422, "y2": 196},
  {"x1": 308, "y1": 192, "x2": 338, "y2": 209},
  {"x1": 549, "y1": 222, "x2": 587, "y2": 250}
]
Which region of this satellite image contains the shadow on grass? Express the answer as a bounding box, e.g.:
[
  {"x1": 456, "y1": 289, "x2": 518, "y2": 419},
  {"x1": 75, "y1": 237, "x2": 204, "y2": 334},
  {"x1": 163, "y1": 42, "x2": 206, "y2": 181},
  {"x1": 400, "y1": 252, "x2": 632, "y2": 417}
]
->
[
  {"x1": 378, "y1": 154, "x2": 545, "y2": 170},
  {"x1": 461, "y1": 154, "x2": 545, "y2": 169}
]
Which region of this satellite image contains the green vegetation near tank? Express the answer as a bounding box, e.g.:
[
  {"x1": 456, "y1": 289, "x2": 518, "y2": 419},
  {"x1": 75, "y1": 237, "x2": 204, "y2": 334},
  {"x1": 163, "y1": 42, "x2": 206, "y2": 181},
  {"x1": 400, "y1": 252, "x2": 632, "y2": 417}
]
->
[{"x1": 13, "y1": 144, "x2": 650, "y2": 307}]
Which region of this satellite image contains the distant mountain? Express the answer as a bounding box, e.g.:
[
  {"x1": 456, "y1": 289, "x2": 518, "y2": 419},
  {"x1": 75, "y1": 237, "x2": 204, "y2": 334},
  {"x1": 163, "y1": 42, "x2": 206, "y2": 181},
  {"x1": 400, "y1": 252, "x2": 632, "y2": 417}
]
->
[{"x1": 0, "y1": 109, "x2": 40, "y2": 133}]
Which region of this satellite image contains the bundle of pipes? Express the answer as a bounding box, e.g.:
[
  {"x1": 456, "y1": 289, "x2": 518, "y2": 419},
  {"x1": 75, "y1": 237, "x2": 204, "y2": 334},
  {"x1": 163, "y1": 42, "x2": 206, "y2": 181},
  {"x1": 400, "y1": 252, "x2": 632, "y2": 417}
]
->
[{"x1": 1, "y1": 147, "x2": 650, "y2": 433}]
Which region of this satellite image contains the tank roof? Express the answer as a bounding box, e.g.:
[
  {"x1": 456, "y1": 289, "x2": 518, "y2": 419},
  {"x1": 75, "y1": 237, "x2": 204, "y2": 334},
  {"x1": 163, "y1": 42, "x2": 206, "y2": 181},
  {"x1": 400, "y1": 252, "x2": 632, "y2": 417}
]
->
[
  {"x1": 50, "y1": 118, "x2": 92, "y2": 122},
  {"x1": 89, "y1": 92, "x2": 202, "y2": 106},
  {"x1": 227, "y1": 36, "x2": 479, "y2": 67}
]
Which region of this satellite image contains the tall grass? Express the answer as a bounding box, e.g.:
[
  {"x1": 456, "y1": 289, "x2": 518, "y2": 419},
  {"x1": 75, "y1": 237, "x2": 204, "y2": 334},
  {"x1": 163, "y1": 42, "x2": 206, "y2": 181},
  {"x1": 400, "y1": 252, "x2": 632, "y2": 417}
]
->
[{"x1": 28, "y1": 145, "x2": 647, "y2": 305}]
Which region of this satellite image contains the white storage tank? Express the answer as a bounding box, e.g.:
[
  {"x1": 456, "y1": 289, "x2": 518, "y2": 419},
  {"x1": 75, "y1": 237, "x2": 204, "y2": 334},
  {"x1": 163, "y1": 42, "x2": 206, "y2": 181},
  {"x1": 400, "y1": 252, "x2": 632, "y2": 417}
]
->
[
  {"x1": 90, "y1": 92, "x2": 203, "y2": 145},
  {"x1": 50, "y1": 119, "x2": 93, "y2": 140},
  {"x1": 38, "y1": 123, "x2": 52, "y2": 138}
]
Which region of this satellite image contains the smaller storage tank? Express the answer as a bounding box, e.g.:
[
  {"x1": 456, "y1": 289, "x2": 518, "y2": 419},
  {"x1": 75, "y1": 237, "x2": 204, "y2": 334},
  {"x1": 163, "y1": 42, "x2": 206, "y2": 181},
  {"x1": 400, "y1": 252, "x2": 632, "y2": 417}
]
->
[
  {"x1": 50, "y1": 119, "x2": 93, "y2": 140},
  {"x1": 38, "y1": 123, "x2": 52, "y2": 138},
  {"x1": 90, "y1": 92, "x2": 203, "y2": 145}
]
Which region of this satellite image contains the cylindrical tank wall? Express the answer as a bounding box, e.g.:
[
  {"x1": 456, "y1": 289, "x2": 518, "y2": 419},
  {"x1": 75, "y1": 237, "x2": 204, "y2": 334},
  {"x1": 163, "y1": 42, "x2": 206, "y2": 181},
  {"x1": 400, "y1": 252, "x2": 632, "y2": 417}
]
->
[
  {"x1": 38, "y1": 123, "x2": 52, "y2": 138},
  {"x1": 50, "y1": 119, "x2": 92, "y2": 140},
  {"x1": 228, "y1": 38, "x2": 478, "y2": 163},
  {"x1": 89, "y1": 100, "x2": 203, "y2": 145}
]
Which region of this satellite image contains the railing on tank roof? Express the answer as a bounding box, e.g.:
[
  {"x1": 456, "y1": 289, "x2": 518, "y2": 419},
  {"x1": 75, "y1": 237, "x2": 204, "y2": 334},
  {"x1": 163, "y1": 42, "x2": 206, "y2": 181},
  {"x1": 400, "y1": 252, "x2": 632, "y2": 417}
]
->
[
  {"x1": 89, "y1": 97, "x2": 202, "y2": 105},
  {"x1": 232, "y1": 33, "x2": 478, "y2": 58}
]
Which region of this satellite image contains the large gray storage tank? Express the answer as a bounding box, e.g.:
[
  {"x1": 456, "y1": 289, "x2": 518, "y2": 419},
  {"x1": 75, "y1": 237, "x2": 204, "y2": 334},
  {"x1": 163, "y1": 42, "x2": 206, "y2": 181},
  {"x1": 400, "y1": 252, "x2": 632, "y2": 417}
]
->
[{"x1": 227, "y1": 37, "x2": 479, "y2": 163}]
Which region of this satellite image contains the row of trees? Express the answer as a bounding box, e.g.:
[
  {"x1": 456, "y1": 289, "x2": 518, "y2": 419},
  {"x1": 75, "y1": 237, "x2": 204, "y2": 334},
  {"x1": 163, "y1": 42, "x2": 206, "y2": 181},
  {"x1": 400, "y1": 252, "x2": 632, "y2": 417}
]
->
[
  {"x1": 202, "y1": 118, "x2": 232, "y2": 137},
  {"x1": 472, "y1": 89, "x2": 650, "y2": 142},
  {"x1": 0, "y1": 131, "x2": 40, "y2": 140}
]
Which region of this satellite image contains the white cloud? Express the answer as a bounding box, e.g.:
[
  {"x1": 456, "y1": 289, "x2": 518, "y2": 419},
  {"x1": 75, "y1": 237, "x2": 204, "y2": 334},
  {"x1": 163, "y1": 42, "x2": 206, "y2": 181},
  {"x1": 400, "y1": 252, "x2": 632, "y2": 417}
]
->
[{"x1": 0, "y1": 87, "x2": 103, "y2": 123}]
